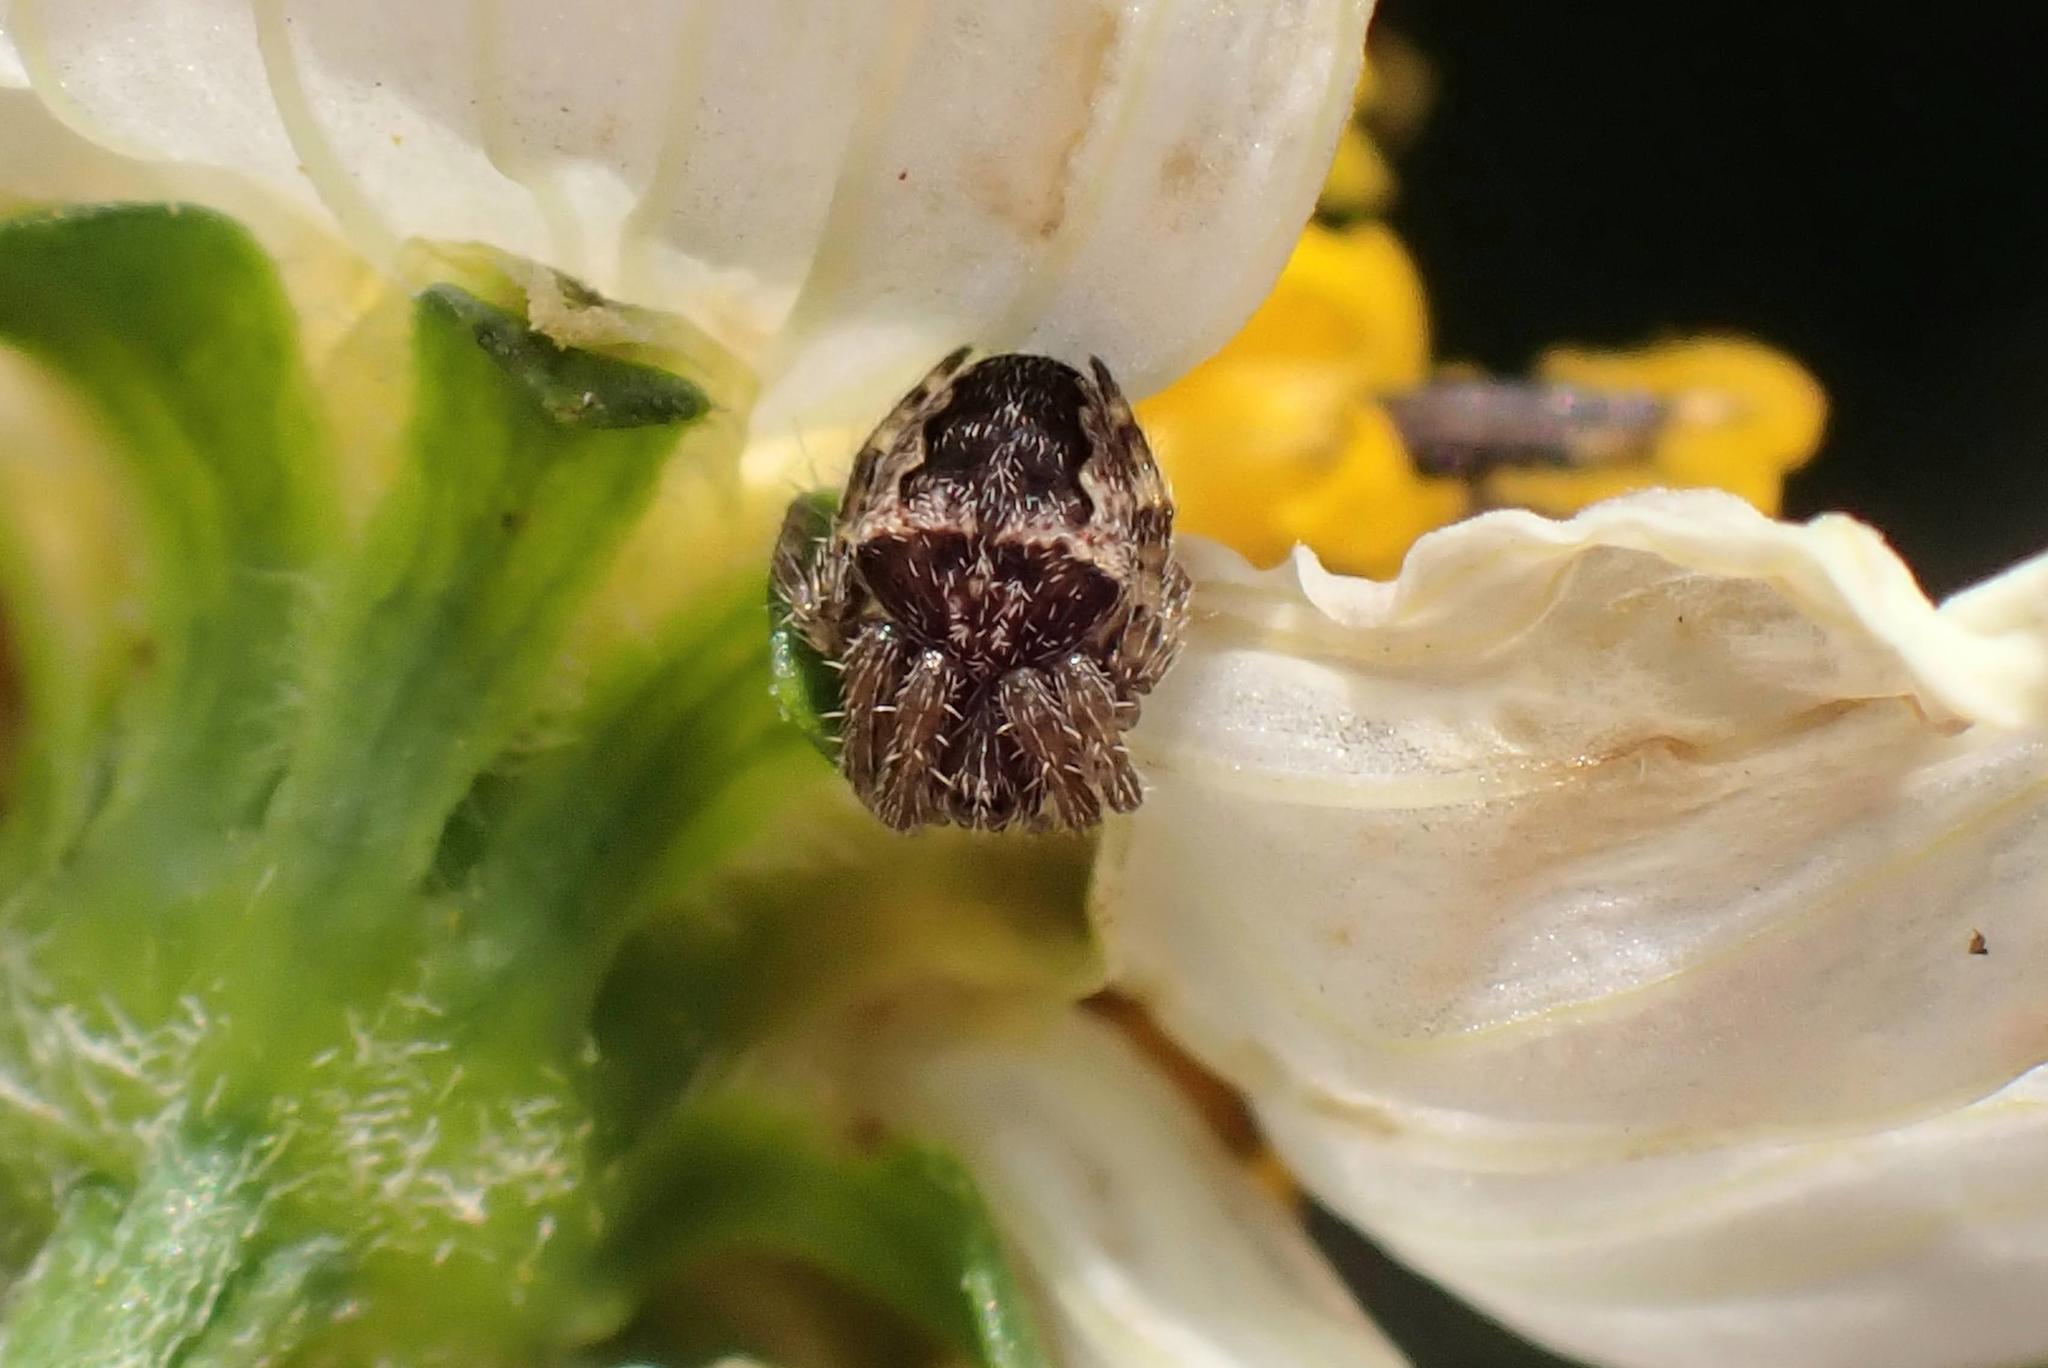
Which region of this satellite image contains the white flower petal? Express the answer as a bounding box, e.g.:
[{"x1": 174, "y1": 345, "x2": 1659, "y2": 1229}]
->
[
  {"x1": 1099, "y1": 489, "x2": 2048, "y2": 1366},
  {"x1": 0, "y1": 7, "x2": 23, "y2": 89},
  {"x1": 5, "y1": 0, "x2": 309, "y2": 206},
  {"x1": 1266, "y1": 1063, "x2": 2048, "y2": 1368},
  {"x1": 755, "y1": 0, "x2": 1370, "y2": 438},
  {"x1": 863, "y1": 1010, "x2": 1408, "y2": 1368},
  {"x1": 0, "y1": 0, "x2": 1368, "y2": 438}
]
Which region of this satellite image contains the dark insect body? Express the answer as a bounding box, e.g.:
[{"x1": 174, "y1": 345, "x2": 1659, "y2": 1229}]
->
[{"x1": 772, "y1": 350, "x2": 1189, "y2": 832}]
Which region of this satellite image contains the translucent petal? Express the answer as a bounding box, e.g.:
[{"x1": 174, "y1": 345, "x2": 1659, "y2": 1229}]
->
[
  {"x1": 862, "y1": 1010, "x2": 1409, "y2": 1368},
  {"x1": 0, "y1": 0, "x2": 1369, "y2": 440},
  {"x1": 1099, "y1": 489, "x2": 2048, "y2": 1366}
]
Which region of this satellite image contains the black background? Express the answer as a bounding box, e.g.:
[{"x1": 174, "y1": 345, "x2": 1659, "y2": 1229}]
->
[
  {"x1": 1379, "y1": 0, "x2": 2048, "y2": 597},
  {"x1": 1322, "y1": 3, "x2": 2048, "y2": 1362}
]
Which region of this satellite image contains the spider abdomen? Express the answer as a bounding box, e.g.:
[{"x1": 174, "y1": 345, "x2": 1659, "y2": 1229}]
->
[{"x1": 855, "y1": 531, "x2": 1122, "y2": 678}]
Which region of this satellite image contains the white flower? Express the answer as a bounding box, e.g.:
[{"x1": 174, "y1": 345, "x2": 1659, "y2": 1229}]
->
[
  {"x1": 1101, "y1": 488, "x2": 2048, "y2": 1368},
  {"x1": 861, "y1": 1010, "x2": 1409, "y2": 1368},
  {"x1": 15, "y1": 5, "x2": 2041, "y2": 1366},
  {"x1": 0, "y1": 5, "x2": 1394, "y2": 1366},
  {"x1": 19, "y1": 6, "x2": 2047, "y2": 1365},
  {"x1": 0, "y1": 0, "x2": 1370, "y2": 444}
]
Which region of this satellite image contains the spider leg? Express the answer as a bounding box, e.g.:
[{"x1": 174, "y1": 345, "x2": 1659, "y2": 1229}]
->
[
  {"x1": 997, "y1": 666, "x2": 1101, "y2": 831},
  {"x1": 1053, "y1": 654, "x2": 1143, "y2": 813},
  {"x1": 770, "y1": 495, "x2": 845, "y2": 656},
  {"x1": 840, "y1": 623, "x2": 909, "y2": 801},
  {"x1": 840, "y1": 347, "x2": 973, "y2": 521},
  {"x1": 875, "y1": 647, "x2": 960, "y2": 831},
  {"x1": 1077, "y1": 356, "x2": 1175, "y2": 574},
  {"x1": 947, "y1": 706, "x2": 1017, "y2": 831},
  {"x1": 1076, "y1": 356, "x2": 1189, "y2": 705},
  {"x1": 1109, "y1": 557, "x2": 1191, "y2": 699}
]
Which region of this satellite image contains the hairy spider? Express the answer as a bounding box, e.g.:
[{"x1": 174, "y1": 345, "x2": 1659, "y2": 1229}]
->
[{"x1": 772, "y1": 349, "x2": 1189, "y2": 833}]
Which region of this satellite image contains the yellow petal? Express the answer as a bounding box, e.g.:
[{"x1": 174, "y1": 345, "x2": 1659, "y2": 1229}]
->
[
  {"x1": 1484, "y1": 336, "x2": 1827, "y2": 517},
  {"x1": 1140, "y1": 221, "x2": 1435, "y2": 568},
  {"x1": 1222, "y1": 222, "x2": 1431, "y2": 384},
  {"x1": 1318, "y1": 125, "x2": 1396, "y2": 219},
  {"x1": 1273, "y1": 404, "x2": 1468, "y2": 579}
]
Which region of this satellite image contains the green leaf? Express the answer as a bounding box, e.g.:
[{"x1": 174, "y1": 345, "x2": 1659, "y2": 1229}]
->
[
  {"x1": 606, "y1": 1096, "x2": 1049, "y2": 1368},
  {"x1": 0, "y1": 203, "x2": 330, "y2": 868}
]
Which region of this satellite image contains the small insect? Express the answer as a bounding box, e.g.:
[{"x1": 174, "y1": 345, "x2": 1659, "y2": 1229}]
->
[
  {"x1": 772, "y1": 349, "x2": 1189, "y2": 833},
  {"x1": 1384, "y1": 378, "x2": 1671, "y2": 478}
]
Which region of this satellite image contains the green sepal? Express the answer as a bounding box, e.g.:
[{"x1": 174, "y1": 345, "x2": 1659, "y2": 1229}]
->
[
  {"x1": 0, "y1": 220, "x2": 732, "y2": 1357},
  {"x1": 261, "y1": 284, "x2": 708, "y2": 929},
  {"x1": 0, "y1": 202, "x2": 331, "y2": 868},
  {"x1": 451, "y1": 576, "x2": 823, "y2": 1030},
  {"x1": 606, "y1": 1095, "x2": 1049, "y2": 1368},
  {"x1": 0, "y1": 354, "x2": 139, "y2": 888},
  {"x1": 176, "y1": 1235, "x2": 343, "y2": 1368},
  {"x1": 0, "y1": 203, "x2": 1054, "y2": 1368},
  {"x1": 0, "y1": 1143, "x2": 272, "y2": 1364},
  {"x1": 422, "y1": 283, "x2": 709, "y2": 430}
]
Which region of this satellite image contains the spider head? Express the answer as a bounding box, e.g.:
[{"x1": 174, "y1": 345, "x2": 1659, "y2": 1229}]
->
[{"x1": 906, "y1": 354, "x2": 1100, "y2": 522}]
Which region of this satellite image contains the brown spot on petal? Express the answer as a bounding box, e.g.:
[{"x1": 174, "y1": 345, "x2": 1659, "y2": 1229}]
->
[
  {"x1": 1157, "y1": 137, "x2": 1221, "y2": 217},
  {"x1": 1969, "y1": 929, "x2": 1989, "y2": 955},
  {"x1": 972, "y1": 6, "x2": 1117, "y2": 241}
]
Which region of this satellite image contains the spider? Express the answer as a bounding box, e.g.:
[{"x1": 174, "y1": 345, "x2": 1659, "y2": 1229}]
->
[{"x1": 771, "y1": 349, "x2": 1190, "y2": 833}]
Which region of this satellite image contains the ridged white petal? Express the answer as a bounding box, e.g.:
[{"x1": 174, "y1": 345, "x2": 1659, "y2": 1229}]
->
[{"x1": 1101, "y1": 489, "x2": 2048, "y2": 1366}]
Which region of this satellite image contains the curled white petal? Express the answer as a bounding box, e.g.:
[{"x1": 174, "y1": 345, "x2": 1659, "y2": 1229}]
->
[
  {"x1": 1100, "y1": 489, "x2": 2048, "y2": 1366},
  {"x1": 0, "y1": 0, "x2": 1369, "y2": 440},
  {"x1": 863, "y1": 1010, "x2": 1408, "y2": 1368}
]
